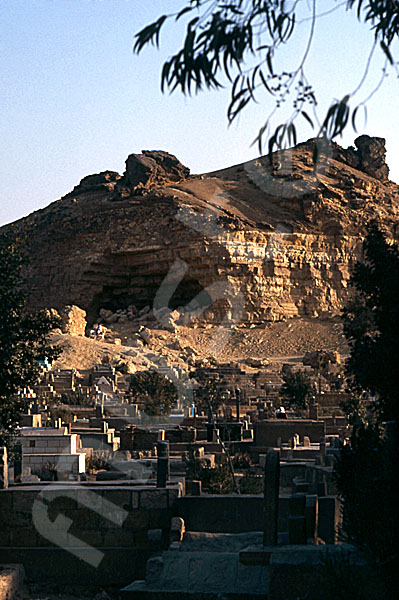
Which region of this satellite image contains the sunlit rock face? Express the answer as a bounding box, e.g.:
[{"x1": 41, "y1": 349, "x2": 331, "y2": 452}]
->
[{"x1": 4, "y1": 139, "x2": 398, "y2": 324}]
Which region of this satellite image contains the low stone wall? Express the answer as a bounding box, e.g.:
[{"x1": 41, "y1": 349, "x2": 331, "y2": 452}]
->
[
  {"x1": 176, "y1": 495, "x2": 337, "y2": 543},
  {"x1": 0, "y1": 483, "x2": 182, "y2": 585},
  {"x1": 23, "y1": 453, "x2": 85, "y2": 476},
  {"x1": 177, "y1": 495, "x2": 291, "y2": 534},
  {"x1": 255, "y1": 420, "x2": 326, "y2": 447}
]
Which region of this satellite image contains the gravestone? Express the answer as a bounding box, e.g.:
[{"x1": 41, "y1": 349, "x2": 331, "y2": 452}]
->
[
  {"x1": 156, "y1": 440, "x2": 170, "y2": 488},
  {"x1": 0, "y1": 447, "x2": 8, "y2": 489},
  {"x1": 263, "y1": 449, "x2": 280, "y2": 546},
  {"x1": 305, "y1": 495, "x2": 318, "y2": 544},
  {"x1": 288, "y1": 515, "x2": 306, "y2": 544},
  {"x1": 14, "y1": 443, "x2": 22, "y2": 483},
  {"x1": 191, "y1": 480, "x2": 202, "y2": 496},
  {"x1": 319, "y1": 437, "x2": 326, "y2": 466},
  {"x1": 309, "y1": 399, "x2": 319, "y2": 420}
]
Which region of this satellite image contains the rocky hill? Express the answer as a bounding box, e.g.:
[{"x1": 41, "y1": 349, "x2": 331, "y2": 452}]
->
[{"x1": 3, "y1": 136, "x2": 399, "y2": 331}]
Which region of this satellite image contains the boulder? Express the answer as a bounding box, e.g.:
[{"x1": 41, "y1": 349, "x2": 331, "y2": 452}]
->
[
  {"x1": 105, "y1": 313, "x2": 119, "y2": 324},
  {"x1": 355, "y1": 135, "x2": 389, "y2": 181},
  {"x1": 303, "y1": 350, "x2": 340, "y2": 370},
  {"x1": 59, "y1": 305, "x2": 86, "y2": 336},
  {"x1": 124, "y1": 150, "x2": 190, "y2": 191},
  {"x1": 161, "y1": 316, "x2": 177, "y2": 332},
  {"x1": 71, "y1": 171, "x2": 121, "y2": 195},
  {"x1": 245, "y1": 357, "x2": 269, "y2": 368},
  {"x1": 138, "y1": 327, "x2": 152, "y2": 344}
]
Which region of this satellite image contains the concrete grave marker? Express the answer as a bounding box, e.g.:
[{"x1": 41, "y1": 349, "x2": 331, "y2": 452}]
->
[
  {"x1": 263, "y1": 449, "x2": 280, "y2": 546},
  {"x1": 0, "y1": 447, "x2": 8, "y2": 489}
]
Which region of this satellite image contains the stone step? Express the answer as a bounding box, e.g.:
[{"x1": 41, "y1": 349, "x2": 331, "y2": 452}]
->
[
  {"x1": 121, "y1": 582, "x2": 267, "y2": 600},
  {"x1": 122, "y1": 532, "x2": 270, "y2": 599}
]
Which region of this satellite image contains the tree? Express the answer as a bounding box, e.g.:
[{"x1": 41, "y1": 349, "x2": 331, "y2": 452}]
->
[
  {"x1": 134, "y1": 1, "x2": 399, "y2": 153},
  {"x1": 336, "y1": 223, "x2": 399, "y2": 596},
  {"x1": 190, "y1": 367, "x2": 240, "y2": 492},
  {"x1": 280, "y1": 368, "x2": 312, "y2": 409},
  {"x1": 184, "y1": 445, "x2": 234, "y2": 494},
  {"x1": 0, "y1": 232, "x2": 60, "y2": 448},
  {"x1": 129, "y1": 369, "x2": 177, "y2": 416},
  {"x1": 191, "y1": 367, "x2": 226, "y2": 415},
  {"x1": 342, "y1": 222, "x2": 399, "y2": 421}
]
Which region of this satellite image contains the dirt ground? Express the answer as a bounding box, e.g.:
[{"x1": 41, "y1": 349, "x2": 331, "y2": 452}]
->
[{"x1": 51, "y1": 315, "x2": 348, "y2": 373}]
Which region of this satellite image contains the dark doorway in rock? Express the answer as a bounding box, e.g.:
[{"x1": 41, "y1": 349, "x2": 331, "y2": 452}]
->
[{"x1": 168, "y1": 278, "x2": 209, "y2": 310}]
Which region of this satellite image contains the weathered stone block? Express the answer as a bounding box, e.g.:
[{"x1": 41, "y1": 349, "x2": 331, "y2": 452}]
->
[
  {"x1": 0, "y1": 491, "x2": 12, "y2": 509},
  {"x1": 123, "y1": 509, "x2": 150, "y2": 531},
  {"x1": 0, "y1": 564, "x2": 25, "y2": 600},
  {"x1": 0, "y1": 448, "x2": 8, "y2": 490},
  {"x1": 12, "y1": 490, "x2": 40, "y2": 511},
  {"x1": 0, "y1": 510, "x2": 32, "y2": 530},
  {"x1": 140, "y1": 489, "x2": 168, "y2": 509},
  {"x1": 148, "y1": 508, "x2": 173, "y2": 530},
  {"x1": 103, "y1": 529, "x2": 135, "y2": 548},
  {"x1": 59, "y1": 305, "x2": 86, "y2": 336},
  {"x1": 103, "y1": 489, "x2": 132, "y2": 509},
  {"x1": 10, "y1": 528, "x2": 38, "y2": 547}
]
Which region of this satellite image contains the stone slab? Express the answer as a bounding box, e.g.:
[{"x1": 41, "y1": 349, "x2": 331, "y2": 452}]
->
[{"x1": 0, "y1": 564, "x2": 25, "y2": 600}]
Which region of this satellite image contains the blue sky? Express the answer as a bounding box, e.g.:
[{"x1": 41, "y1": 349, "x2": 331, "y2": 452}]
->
[{"x1": 1, "y1": 0, "x2": 398, "y2": 226}]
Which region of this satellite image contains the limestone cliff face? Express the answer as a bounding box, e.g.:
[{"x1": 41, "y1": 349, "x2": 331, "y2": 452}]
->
[{"x1": 4, "y1": 139, "x2": 399, "y2": 324}]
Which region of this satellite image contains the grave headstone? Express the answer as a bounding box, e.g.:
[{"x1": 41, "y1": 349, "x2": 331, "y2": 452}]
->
[
  {"x1": 156, "y1": 440, "x2": 169, "y2": 488},
  {"x1": 191, "y1": 480, "x2": 202, "y2": 496},
  {"x1": 289, "y1": 493, "x2": 306, "y2": 516},
  {"x1": 14, "y1": 443, "x2": 22, "y2": 483},
  {"x1": 305, "y1": 494, "x2": 318, "y2": 544},
  {"x1": 288, "y1": 515, "x2": 306, "y2": 544},
  {"x1": 317, "y1": 481, "x2": 327, "y2": 497},
  {"x1": 319, "y1": 436, "x2": 326, "y2": 466},
  {"x1": 0, "y1": 447, "x2": 8, "y2": 489},
  {"x1": 263, "y1": 449, "x2": 280, "y2": 546},
  {"x1": 309, "y1": 400, "x2": 319, "y2": 420},
  {"x1": 325, "y1": 455, "x2": 335, "y2": 467}
]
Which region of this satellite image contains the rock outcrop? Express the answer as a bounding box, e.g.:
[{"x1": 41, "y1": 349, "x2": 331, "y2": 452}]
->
[
  {"x1": 69, "y1": 150, "x2": 190, "y2": 198},
  {"x1": 354, "y1": 135, "x2": 389, "y2": 181},
  {"x1": 59, "y1": 305, "x2": 87, "y2": 336},
  {"x1": 333, "y1": 135, "x2": 390, "y2": 181},
  {"x1": 124, "y1": 150, "x2": 190, "y2": 192},
  {"x1": 3, "y1": 137, "x2": 398, "y2": 327},
  {"x1": 70, "y1": 171, "x2": 122, "y2": 196}
]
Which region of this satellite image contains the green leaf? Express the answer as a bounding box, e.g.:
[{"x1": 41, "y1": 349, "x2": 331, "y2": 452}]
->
[
  {"x1": 301, "y1": 110, "x2": 314, "y2": 128},
  {"x1": 176, "y1": 6, "x2": 194, "y2": 21},
  {"x1": 380, "y1": 40, "x2": 394, "y2": 64}
]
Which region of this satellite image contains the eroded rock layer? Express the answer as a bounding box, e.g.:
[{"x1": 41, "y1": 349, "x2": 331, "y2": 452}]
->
[{"x1": 3, "y1": 140, "x2": 399, "y2": 324}]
